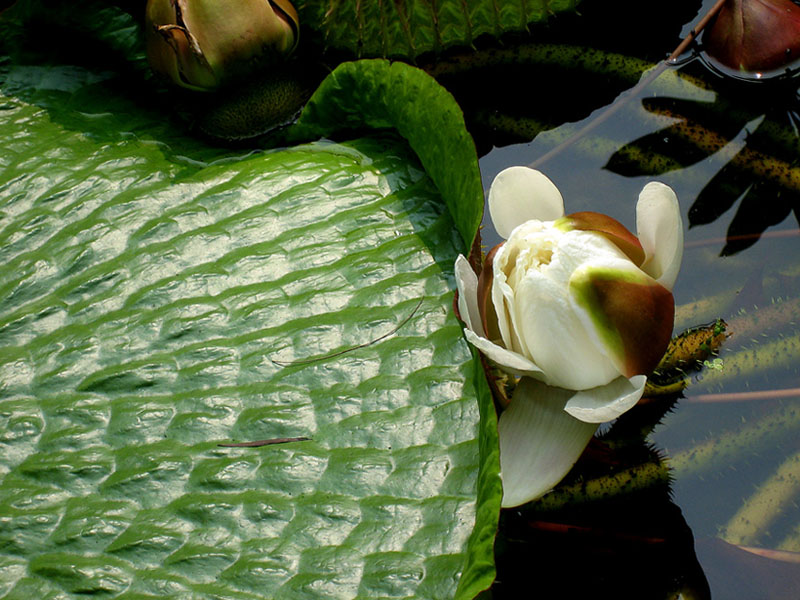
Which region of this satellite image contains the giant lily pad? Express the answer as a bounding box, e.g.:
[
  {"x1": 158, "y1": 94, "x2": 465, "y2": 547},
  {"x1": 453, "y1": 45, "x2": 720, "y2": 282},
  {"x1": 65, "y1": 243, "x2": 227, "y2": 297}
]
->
[{"x1": 0, "y1": 44, "x2": 500, "y2": 600}]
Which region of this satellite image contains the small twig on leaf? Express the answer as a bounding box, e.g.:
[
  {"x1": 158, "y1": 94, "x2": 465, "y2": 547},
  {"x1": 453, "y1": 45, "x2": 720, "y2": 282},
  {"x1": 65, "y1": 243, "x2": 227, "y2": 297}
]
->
[
  {"x1": 270, "y1": 297, "x2": 424, "y2": 366},
  {"x1": 218, "y1": 437, "x2": 311, "y2": 447}
]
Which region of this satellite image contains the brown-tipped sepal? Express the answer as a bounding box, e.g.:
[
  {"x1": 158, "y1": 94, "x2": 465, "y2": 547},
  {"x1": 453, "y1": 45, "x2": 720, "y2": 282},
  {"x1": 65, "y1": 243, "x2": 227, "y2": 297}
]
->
[
  {"x1": 569, "y1": 263, "x2": 674, "y2": 378},
  {"x1": 559, "y1": 211, "x2": 646, "y2": 267},
  {"x1": 477, "y1": 243, "x2": 504, "y2": 342}
]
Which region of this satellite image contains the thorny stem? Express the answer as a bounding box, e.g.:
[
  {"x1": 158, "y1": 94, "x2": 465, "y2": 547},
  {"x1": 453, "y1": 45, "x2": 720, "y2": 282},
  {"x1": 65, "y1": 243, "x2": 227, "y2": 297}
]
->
[
  {"x1": 530, "y1": 0, "x2": 730, "y2": 169},
  {"x1": 666, "y1": 0, "x2": 730, "y2": 64},
  {"x1": 694, "y1": 329, "x2": 800, "y2": 389},
  {"x1": 530, "y1": 461, "x2": 670, "y2": 512}
]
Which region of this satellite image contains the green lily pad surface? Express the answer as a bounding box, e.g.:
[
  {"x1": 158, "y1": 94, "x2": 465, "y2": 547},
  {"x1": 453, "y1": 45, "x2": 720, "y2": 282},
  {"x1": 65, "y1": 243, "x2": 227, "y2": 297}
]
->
[{"x1": 0, "y1": 48, "x2": 500, "y2": 598}]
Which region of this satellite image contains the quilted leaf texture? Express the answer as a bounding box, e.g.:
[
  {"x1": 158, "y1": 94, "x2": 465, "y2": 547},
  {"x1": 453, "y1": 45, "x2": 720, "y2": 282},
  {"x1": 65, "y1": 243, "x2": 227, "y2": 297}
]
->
[
  {"x1": 0, "y1": 60, "x2": 500, "y2": 598},
  {"x1": 298, "y1": 0, "x2": 581, "y2": 58}
]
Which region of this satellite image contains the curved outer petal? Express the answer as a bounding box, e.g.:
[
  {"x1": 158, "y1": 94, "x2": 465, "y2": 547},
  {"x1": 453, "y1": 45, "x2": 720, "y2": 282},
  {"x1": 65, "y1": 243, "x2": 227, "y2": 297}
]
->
[
  {"x1": 146, "y1": 0, "x2": 217, "y2": 91},
  {"x1": 146, "y1": 0, "x2": 299, "y2": 90},
  {"x1": 454, "y1": 254, "x2": 480, "y2": 333},
  {"x1": 568, "y1": 258, "x2": 675, "y2": 379},
  {"x1": 562, "y1": 211, "x2": 645, "y2": 267},
  {"x1": 455, "y1": 254, "x2": 544, "y2": 378},
  {"x1": 462, "y1": 329, "x2": 544, "y2": 378},
  {"x1": 498, "y1": 378, "x2": 599, "y2": 507},
  {"x1": 563, "y1": 374, "x2": 647, "y2": 423},
  {"x1": 636, "y1": 182, "x2": 683, "y2": 290},
  {"x1": 488, "y1": 167, "x2": 565, "y2": 239},
  {"x1": 151, "y1": 25, "x2": 217, "y2": 91}
]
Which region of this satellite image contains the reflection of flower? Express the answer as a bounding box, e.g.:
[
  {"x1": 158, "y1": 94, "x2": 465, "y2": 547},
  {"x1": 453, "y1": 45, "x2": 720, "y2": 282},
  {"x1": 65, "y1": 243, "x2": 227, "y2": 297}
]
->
[
  {"x1": 455, "y1": 166, "x2": 683, "y2": 507},
  {"x1": 145, "y1": 0, "x2": 300, "y2": 91}
]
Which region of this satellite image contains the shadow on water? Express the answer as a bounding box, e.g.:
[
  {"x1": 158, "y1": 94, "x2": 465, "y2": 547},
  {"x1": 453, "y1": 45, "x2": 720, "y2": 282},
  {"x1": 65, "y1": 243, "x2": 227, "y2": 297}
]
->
[
  {"x1": 604, "y1": 61, "x2": 800, "y2": 256},
  {"x1": 450, "y1": 2, "x2": 800, "y2": 597}
]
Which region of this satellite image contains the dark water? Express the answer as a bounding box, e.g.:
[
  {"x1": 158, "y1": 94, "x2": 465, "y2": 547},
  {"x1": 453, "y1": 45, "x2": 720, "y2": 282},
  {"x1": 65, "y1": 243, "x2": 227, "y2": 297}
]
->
[{"x1": 472, "y1": 2, "x2": 800, "y2": 597}]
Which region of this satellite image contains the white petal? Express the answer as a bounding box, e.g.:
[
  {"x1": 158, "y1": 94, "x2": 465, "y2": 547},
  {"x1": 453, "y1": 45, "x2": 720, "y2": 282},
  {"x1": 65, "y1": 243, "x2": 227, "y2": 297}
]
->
[
  {"x1": 462, "y1": 329, "x2": 544, "y2": 378},
  {"x1": 636, "y1": 182, "x2": 683, "y2": 290},
  {"x1": 514, "y1": 260, "x2": 620, "y2": 390},
  {"x1": 454, "y1": 254, "x2": 480, "y2": 333},
  {"x1": 491, "y1": 248, "x2": 525, "y2": 356},
  {"x1": 490, "y1": 220, "x2": 551, "y2": 359},
  {"x1": 498, "y1": 378, "x2": 599, "y2": 507},
  {"x1": 563, "y1": 375, "x2": 647, "y2": 423},
  {"x1": 488, "y1": 166, "x2": 565, "y2": 239}
]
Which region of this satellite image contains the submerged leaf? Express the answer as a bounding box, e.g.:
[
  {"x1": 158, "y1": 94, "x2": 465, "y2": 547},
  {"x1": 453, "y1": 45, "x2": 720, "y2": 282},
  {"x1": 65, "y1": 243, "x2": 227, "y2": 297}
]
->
[
  {"x1": 655, "y1": 320, "x2": 728, "y2": 375},
  {"x1": 721, "y1": 449, "x2": 800, "y2": 546},
  {"x1": 644, "y1": 320, "x2": 728, "y2": 396}
]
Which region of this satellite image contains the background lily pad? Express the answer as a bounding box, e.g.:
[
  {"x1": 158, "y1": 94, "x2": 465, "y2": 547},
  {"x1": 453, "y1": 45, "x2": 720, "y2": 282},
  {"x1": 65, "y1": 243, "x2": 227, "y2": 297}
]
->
[
  {"x1": 0, "y1": 36, "x2": 500, "y2": 599},
  {"x1": 297, "y1": 0, "x2": 581, "y2": 59}
]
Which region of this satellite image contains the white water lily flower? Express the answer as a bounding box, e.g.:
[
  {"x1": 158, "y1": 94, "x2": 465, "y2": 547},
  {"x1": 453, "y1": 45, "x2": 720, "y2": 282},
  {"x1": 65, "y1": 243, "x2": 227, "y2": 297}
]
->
[{"x1": 455, "y1": 166, "x2": 683, "y2": 507}]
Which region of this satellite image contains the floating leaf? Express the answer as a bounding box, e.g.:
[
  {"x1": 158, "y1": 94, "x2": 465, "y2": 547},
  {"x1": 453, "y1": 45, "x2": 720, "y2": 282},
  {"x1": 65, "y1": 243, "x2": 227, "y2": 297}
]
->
[{"x1": 0, "y1": 52, "x2": 501, "y2": 599}]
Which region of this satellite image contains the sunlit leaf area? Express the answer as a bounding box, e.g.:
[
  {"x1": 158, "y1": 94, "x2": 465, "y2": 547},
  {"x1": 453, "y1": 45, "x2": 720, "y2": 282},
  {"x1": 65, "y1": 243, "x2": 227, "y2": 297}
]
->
[{"x1": 1, "y1": 0, "x2": 800, "y2": 598}]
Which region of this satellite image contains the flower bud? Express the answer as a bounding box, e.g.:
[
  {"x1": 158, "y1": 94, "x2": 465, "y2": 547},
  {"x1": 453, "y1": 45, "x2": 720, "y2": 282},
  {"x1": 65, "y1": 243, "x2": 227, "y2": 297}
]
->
[
  {"x1": 704, "y1": 0, "x2": 800, "y2": 78},
  {"x1": 145, "y1": 0, "x2": 300, "y2": 91}
]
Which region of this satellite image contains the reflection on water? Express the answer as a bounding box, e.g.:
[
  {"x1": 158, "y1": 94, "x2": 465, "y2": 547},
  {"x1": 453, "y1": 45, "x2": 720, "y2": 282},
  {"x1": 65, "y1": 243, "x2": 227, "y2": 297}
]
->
[{"x1": 469, "y1": 8, "x2": 800, "y2": 598}]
